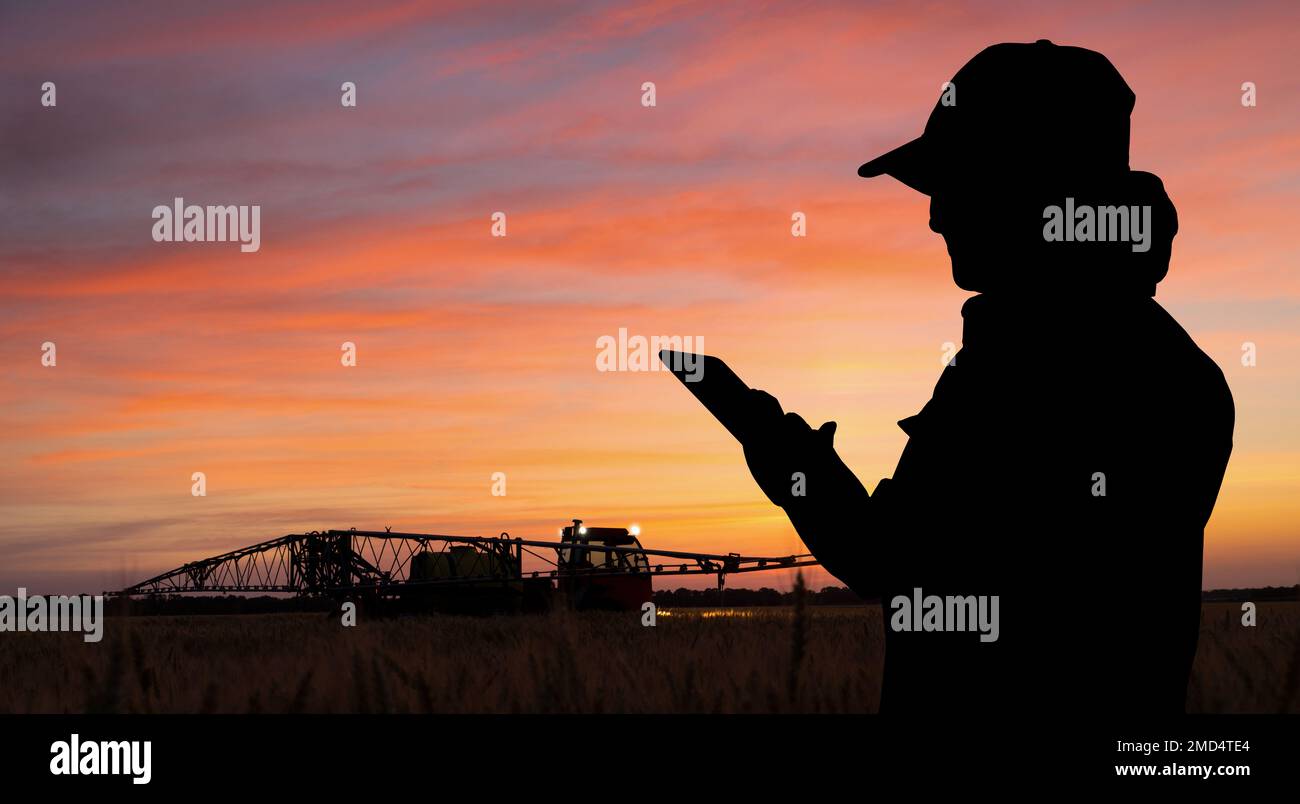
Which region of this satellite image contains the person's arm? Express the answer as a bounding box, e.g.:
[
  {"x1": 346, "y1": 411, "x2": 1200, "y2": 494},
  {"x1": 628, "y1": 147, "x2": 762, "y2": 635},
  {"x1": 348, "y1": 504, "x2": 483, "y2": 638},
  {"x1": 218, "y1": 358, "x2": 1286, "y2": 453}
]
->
[{"x1": 741, "y1": 390, "x2": 881, "y2": 598}]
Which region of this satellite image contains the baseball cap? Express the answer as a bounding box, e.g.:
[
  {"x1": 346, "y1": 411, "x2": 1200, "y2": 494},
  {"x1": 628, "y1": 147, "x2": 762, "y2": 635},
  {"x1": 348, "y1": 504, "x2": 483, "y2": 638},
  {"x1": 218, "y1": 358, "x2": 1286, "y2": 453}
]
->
[{"x1": 857, "y1": 40, "x2": 1136, "y2": 195}]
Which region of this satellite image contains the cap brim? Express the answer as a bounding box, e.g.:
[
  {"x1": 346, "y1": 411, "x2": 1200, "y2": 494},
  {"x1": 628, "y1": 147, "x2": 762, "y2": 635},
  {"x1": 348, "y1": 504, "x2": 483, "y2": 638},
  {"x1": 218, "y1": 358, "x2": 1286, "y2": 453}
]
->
[{"x1": 857, "y1": 135, "x2": 935, "y2": 195}]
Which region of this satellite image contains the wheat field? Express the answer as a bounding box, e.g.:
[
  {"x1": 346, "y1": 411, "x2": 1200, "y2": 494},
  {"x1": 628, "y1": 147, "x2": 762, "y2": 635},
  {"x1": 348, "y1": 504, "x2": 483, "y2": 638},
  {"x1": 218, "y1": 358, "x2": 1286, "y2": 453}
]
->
[{"x1": 0, "y1": 602, "x2": 1295, "y2": 713}]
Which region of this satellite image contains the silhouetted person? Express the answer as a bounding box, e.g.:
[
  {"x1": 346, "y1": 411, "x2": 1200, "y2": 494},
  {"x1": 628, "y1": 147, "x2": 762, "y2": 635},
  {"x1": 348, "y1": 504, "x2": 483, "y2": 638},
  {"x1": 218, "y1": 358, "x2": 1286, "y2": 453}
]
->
[{"x1": 743, "y1": 40, "x2": 1233, "y2": 713}]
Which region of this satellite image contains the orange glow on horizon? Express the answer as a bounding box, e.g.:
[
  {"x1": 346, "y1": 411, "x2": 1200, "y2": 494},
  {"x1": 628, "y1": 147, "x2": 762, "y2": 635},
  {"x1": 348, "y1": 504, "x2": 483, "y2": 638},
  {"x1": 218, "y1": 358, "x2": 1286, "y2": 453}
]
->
[{"x1": 1, "y1": 1, "x2": 1298, "y2": 594}]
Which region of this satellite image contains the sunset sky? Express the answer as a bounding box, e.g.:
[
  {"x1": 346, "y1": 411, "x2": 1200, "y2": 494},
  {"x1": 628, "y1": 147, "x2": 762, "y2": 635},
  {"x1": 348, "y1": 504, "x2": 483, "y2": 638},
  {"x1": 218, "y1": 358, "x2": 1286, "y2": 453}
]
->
[{"x1": 1, "y1": 0, "x2": 1297, "y2": 594}]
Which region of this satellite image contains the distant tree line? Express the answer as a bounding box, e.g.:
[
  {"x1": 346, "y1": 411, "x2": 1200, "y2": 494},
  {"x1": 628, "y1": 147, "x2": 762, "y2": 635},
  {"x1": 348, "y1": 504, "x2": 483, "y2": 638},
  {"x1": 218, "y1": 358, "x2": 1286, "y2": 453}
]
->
[
  {"x1": 1200, "y1": 585, "x2": 1299, "y2": 603},
  {"x1": 103, "y1": 583, "x2": 1298, "y2": 616},
  {"x1": 654, "y1": 584, "x2": 1300, "y2": 607},
  {"x1": 652, "y1": 586, "x2": 866, "y2": 608},
  {"x1": 105, "y1": 594, "x2": 333, "y2": 616}
]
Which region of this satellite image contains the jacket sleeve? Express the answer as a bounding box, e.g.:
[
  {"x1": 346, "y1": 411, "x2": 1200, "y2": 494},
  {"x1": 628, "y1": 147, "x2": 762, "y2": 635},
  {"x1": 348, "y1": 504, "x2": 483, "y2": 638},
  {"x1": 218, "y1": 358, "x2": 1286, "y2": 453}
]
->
[{"x1": 779, "y1": 451, "x2": 881, "y2": 599}]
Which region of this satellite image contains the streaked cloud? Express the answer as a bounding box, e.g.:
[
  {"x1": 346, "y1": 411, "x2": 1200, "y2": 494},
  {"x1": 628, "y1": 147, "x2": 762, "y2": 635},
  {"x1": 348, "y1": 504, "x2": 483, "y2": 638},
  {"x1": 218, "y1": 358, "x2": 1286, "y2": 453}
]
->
[{"x1": 1, "y1": 0, "x2": 1297, "y2": 593}]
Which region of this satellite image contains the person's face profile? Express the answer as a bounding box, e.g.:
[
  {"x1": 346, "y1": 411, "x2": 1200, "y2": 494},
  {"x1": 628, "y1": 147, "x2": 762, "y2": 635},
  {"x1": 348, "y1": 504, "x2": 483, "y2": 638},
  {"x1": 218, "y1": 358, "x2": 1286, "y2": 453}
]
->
[
  {"x1": 928, "y1": 173, "x2": 1058, "y2": 293},
  {"x1": 929, "y1": 188, "x2": 997, "y2": 292}
]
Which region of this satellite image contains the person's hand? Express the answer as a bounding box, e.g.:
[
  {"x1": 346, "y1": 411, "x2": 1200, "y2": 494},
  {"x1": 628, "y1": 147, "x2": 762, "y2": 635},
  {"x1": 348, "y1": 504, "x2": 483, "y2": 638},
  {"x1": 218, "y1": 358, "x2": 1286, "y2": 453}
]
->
[{"x1": 742, "y1": 389, "x2": 839, "y2": 509}]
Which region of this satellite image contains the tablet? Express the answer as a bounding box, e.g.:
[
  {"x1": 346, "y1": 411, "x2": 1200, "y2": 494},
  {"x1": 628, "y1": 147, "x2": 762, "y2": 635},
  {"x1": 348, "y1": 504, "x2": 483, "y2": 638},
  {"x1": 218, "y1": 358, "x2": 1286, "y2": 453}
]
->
[{"x1": 659, "y1": 349, "x2": 763, "y2": 444}]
